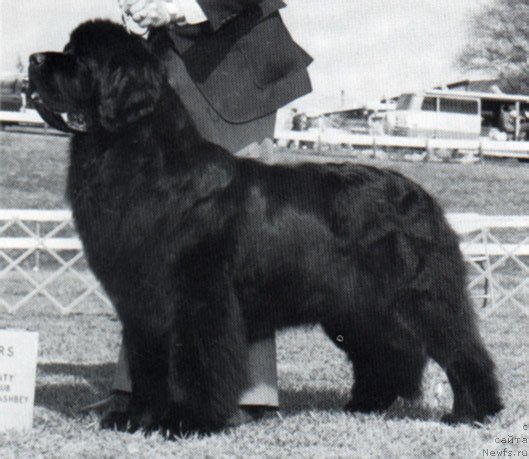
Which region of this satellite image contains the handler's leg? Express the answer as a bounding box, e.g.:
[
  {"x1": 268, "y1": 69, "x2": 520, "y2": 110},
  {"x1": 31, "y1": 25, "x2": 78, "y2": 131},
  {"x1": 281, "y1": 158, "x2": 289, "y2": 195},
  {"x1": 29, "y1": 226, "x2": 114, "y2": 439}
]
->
[
  {"x1": 112, "y1": 344, "x2": 131, "y2": 392},
  {"x1": 238, "y1": 338, "x2": 279, "y2": 407}
]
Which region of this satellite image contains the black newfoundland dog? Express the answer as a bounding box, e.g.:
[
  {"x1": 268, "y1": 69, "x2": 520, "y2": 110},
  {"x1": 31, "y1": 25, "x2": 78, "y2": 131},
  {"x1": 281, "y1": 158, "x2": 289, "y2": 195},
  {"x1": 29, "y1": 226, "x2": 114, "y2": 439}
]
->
[{"x1": 29, "y1": 20, "x2": 502, "y2": 435}]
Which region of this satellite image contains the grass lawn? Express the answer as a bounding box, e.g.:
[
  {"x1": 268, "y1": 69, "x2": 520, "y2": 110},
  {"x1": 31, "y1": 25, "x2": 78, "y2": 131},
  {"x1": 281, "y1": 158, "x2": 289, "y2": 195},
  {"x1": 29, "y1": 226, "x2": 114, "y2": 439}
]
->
[
  {"x1": 0, "y1": 131, "x2": 528, "y2": 457},
  {"x1": 0, "y1": 308, "x2": 527, "y2": 458},
  {"x1": 1, "y1": 131, "x2": 529, "y2": 213}
]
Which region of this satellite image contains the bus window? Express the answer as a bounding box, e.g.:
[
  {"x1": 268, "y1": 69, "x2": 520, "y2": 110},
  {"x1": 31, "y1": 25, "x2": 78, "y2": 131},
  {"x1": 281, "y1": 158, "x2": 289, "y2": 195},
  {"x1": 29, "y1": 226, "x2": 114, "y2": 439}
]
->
[
  {"x1": 421, "y1": 97, "x2": 437, "y2": 111},
  {"x1": 396, "y1": 94, "x2": 414, "y2": 110},
  {"x1": 440, "y1": 98, "x2": 479, "y2": 114}
]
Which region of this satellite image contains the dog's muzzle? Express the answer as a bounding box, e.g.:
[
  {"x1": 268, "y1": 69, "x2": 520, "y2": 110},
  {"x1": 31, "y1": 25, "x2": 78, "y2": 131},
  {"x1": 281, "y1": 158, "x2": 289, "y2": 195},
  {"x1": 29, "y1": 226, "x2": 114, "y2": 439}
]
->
[{"x1": 29, "y1": 53, "x2": 95, "y2": 134}]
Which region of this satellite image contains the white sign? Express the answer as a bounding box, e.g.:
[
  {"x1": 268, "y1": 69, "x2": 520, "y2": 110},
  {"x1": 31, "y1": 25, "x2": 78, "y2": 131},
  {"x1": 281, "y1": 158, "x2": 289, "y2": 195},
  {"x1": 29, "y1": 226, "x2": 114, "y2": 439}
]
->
[{"x1": 0, "y1": 329, "x2": 38, "y2": 432}]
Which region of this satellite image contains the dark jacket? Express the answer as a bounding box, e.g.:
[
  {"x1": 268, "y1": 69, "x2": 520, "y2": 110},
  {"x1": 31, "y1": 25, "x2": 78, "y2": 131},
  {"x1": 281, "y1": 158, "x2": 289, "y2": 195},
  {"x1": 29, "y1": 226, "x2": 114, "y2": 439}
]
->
[{"x1": 150, "y1": 0, "x2": 312, "y2": 123}]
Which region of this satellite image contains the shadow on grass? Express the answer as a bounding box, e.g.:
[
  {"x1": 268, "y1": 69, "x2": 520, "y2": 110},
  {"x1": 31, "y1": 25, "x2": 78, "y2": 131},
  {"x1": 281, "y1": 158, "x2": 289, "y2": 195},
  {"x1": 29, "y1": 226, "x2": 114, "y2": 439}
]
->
[
  {"x1": 280, "y1": 387, "x2": 444, "y2": 422},
  {"x1": 280, "y1": 387, "x2": 348, "y2": 413},
  {"x1": 35, "y1": 363, "x2": 443, "y2": 423},
  {"x1": 35, "y1": 362, "x2": 115, "y2": 417}
]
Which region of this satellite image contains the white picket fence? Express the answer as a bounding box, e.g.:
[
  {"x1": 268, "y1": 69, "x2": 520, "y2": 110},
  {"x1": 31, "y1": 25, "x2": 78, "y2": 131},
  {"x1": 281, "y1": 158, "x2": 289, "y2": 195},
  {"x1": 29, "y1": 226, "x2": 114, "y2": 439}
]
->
[
  {"x1": 2, "y1": 113, "x2": 529, "y2": 159},
  {"x1": 274, "y1": 129, "x2": 529, "y2": 160},
  {"x1": 0, "y1": 109, "x2": 44, "y2": 126},
  {"x1": 0, "y1": 209, "x2": 528, "y2": 317},
  {"x1": 0, "y1": 209, "x2": 110, "y2": 314},
  {"x1": 449, "y1": 213, "x2": 529, "y2": 317}
]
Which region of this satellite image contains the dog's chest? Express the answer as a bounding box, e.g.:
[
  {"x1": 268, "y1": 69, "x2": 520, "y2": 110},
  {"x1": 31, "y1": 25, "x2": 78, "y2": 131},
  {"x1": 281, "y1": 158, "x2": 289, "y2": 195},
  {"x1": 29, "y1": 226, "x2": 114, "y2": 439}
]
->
[{"x1": 67, "y1": 145, "x2": 144, "y2": 263}]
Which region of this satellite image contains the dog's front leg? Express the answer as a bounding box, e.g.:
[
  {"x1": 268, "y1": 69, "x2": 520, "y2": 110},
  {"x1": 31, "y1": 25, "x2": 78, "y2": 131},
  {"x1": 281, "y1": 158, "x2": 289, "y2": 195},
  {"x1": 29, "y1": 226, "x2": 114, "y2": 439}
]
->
[
  {"x1": 163, "y1": 278, "x2": 249, "y2": 436},
  {"x1": 100, "y1": 316, "x2": 172, "y2": 434}
]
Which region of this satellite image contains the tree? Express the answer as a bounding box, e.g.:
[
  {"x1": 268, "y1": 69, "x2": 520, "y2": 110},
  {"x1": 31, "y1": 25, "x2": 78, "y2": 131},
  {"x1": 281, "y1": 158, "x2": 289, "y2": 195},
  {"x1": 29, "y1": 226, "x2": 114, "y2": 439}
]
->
[{"x1": 457, "y1": 0, "x2": 529, "y2": 93}]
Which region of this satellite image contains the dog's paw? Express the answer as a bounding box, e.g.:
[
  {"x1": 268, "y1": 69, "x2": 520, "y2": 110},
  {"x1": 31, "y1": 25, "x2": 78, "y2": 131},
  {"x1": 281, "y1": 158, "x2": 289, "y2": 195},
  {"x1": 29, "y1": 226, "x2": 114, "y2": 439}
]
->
[
  {"x1": 440, "y1": 412, "x2": 483, "y2": 426},
  {"x1": 100, "y1": 410, "x2": 140, "y2": 432}
]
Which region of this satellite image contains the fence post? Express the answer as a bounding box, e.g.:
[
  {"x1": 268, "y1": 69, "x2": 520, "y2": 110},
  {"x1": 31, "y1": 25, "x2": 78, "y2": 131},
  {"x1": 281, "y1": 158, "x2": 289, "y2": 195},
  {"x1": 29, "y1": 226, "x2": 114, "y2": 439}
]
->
[{"x1": 33, "y1": 222, "x2": 40, "y2": 272}]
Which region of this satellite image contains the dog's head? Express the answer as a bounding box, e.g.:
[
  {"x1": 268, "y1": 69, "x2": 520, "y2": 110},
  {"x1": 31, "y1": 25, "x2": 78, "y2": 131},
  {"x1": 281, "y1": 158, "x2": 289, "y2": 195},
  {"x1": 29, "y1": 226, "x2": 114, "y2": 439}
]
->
[{"x1": 29, "y1": 20, "x2": 163, "y2": 133}]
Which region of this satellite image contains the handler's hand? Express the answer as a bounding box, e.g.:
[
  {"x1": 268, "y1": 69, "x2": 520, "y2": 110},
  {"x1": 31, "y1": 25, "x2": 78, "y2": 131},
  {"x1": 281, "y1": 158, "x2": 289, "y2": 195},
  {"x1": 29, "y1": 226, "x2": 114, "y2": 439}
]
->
[{"x1": 120, "y1": 0, "x2": 185, "y2": 28}]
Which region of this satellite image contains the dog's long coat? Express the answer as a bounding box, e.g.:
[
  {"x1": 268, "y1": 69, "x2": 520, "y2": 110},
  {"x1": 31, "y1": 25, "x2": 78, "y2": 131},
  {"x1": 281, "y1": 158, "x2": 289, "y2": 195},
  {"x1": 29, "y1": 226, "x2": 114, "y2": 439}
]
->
[{"x1": 29, "y1": 20, "x2": 502, "y2": 435}]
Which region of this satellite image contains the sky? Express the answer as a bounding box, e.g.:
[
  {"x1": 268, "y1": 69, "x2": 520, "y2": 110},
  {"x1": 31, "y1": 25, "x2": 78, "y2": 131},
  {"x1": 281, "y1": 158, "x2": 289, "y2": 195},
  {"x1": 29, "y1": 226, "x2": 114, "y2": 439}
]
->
[{"x1": 0, "y1": 0, "x2": 490, "y2": 111}]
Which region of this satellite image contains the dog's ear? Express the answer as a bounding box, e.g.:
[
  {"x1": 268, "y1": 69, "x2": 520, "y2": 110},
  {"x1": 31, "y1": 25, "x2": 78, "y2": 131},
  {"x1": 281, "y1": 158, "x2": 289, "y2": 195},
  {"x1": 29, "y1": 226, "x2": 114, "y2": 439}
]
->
[{"x1": 98, "y1": 54, "x2": 163, "y2": 132}]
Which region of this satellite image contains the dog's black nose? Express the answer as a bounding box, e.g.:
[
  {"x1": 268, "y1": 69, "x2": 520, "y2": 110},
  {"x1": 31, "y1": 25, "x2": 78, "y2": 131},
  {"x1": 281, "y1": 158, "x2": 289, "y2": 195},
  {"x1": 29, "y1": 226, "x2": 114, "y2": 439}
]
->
[{"x1": 30, "y1": 53, "x2": 46, "y2": 66}]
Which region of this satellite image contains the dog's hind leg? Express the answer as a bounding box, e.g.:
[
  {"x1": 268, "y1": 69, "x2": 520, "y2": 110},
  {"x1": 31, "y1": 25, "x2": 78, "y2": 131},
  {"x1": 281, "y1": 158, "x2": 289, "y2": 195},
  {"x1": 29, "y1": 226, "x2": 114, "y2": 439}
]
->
[
  {"x1": 322, "y1": 315, "x2": 427, "y2": 414},
  {"x1": 394, "y1": 288, "x2": 503, "y2": 424}
]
